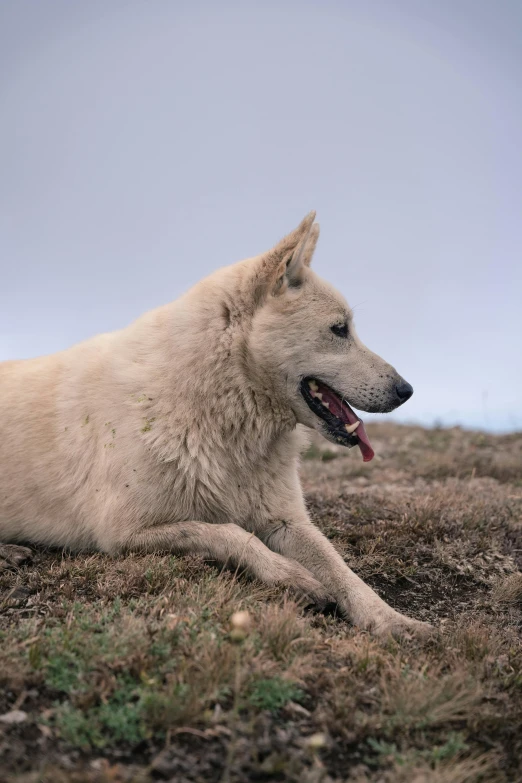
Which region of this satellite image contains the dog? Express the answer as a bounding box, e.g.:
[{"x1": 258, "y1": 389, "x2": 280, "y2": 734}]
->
[{"x1": 0, "y1": 212, "x2": 432, "y2": 638}]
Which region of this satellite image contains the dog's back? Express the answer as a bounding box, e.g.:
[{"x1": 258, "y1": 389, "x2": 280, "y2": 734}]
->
[
  {"x1": 0, "y1": 335, "x2": 112, "y2": 548},
  {"x1": 0, "y1": 274, "x2": 294, "y2": 553}
]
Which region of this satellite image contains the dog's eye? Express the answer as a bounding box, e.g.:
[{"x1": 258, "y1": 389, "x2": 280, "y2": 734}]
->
[{"x1": 330, "y1": 323, "x2": 348, "y2": 339}]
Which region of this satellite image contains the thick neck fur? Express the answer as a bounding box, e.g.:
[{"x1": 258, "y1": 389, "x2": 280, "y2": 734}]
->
[{"x1": 118, "y1": 266, "x2": 298, "y2": 473}]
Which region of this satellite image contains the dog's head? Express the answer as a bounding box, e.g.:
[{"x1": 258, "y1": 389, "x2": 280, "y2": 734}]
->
[{"x1": 246, "y1": 212, "x2": 413, "y2": 461}]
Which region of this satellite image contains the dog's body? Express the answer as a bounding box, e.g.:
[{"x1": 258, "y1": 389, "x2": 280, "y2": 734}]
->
[{"x1": 0, "y1": 213, "x2": 431, "y2": 637}]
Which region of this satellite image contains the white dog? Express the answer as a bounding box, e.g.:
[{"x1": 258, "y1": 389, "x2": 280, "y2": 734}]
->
[{"x1": 0, "y1": 212, "x2": 431, "y2": 638}]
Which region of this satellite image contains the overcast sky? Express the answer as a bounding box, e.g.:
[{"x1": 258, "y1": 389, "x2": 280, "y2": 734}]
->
[{"x1": 1, "y1": 1, "x2": 520, "y2": 432}]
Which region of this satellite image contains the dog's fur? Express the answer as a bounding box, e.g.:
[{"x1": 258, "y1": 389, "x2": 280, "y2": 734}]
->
[{"x1": 0, "y1": 213, "x2": 431, "y2": 637}]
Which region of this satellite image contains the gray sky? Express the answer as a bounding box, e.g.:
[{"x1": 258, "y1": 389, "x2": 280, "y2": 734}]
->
[{"x1": 1, "y1": 0, "x2": 521, "y2": 431}]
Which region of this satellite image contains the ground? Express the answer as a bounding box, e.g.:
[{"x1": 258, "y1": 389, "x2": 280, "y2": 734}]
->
[{"x1": 1, "y1": 423, "x2": 521, "y2": 783}]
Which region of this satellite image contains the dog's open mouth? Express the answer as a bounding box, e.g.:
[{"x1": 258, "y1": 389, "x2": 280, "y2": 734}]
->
[{"x1": 300, "y1": 377, "x2": 375, "y2": 462}]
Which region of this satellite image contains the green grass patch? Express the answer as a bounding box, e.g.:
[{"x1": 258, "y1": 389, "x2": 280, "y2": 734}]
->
[{"x1": 248, "y1": 677, "x2": 305, "y2": 712}]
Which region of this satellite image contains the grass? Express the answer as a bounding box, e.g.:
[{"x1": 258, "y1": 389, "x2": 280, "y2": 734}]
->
[
  {"x1": 248, "y1": 678, "x2": 305, "y2": 712},
  {"x1": 1, "y1": 422, "x2": 521, "y2": 782}
]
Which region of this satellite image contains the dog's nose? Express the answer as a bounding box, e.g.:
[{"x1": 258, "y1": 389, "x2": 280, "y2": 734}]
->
[{"x1": 396, "y1": 381, "x2": 413, "y2": 403}]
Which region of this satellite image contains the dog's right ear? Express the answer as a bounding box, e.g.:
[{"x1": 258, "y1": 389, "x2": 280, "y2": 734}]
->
[{"x1": 247, "y1": 212, "x2": 318, "y2": 307}]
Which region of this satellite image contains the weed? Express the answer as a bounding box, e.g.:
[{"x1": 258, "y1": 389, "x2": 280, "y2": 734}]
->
[{"x1": 248, "y1": 677, "x2": 305, "y2": 712}]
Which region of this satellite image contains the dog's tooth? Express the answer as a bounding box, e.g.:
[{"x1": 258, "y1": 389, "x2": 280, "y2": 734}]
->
[
  {"x1": 345, "y1": 421, "x2": 360, "y2": 434},
  {"x1": 309, "y1": 380, "x2": 318, "y2": 392},
  {"x1": 315, "y1": 392, "x2": 323, "y2": 400},
  {"x1": 322, "y1": 400, "x2": 330, "y2": 409}
]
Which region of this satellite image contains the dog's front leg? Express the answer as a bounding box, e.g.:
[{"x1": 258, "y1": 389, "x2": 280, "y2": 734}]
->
[
  {"x1": 111, "y1": 521, "x2": 333, "y2": 608},
  {"x1": 262, "y1": 517, "x2": 433, "y2": 639}
]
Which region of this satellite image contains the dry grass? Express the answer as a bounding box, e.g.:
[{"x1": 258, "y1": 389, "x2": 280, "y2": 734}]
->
[
  {"x1": 492, "y1": 573, "x2": 522, "y2": 606},
  {"x1": 1, "y1": 423, "x2": 521, "y2": 782}
]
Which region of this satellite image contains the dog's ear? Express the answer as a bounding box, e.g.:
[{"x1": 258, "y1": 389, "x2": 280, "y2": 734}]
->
[
  {"x1": 272, "y1": 221, "x2": 320, "y2": 295},
  {"x1": 300, "y1": 221, "x2": 320, "y2": 268},
  {"x1": 274, "y1": 222, "x2": 320, "y2": 293},
  {"x1": 248, "y1": 212, "x2": 319, "y2": 305}
]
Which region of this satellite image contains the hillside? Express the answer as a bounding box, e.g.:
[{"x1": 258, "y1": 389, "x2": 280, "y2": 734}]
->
[{"x1": 1, "y1": 423, "x2": 521, "y2": 782}]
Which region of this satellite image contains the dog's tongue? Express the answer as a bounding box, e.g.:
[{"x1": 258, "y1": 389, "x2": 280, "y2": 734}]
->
[{"x1": 316, "y1": 384, "x2": 375, "y2": 462}]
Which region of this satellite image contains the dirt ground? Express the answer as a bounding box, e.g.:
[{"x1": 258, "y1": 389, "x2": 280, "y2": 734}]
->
[{"x1": 1, "y1": 423, "x2": 521, "y2": 783}]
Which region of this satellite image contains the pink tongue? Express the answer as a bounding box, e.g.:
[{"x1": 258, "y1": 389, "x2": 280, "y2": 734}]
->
[{"x1": 317, "y1": 385, "x2": 375, "y2": 463}]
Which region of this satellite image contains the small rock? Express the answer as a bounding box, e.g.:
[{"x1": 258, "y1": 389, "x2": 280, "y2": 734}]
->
[
  {"x1": 90, "y1": 759, "x2": 108, "y2": 771},
  {"x1": 38, "y1": 724, "x2": 53, "y2": 739},
  {"x1": 230, "y1": 610, "x2": 252, "y2": 636},
  {"x1": 229, "y1": 610, "x2": 253, "y2": 642},
  {"x1": 284, "y1": 700, "x2": 312, "y2": 718},
  {"x1": 150, "y1": 751, "x2": 177, "y2": 776},
  {"x1": 0, "y1": 710, "x2": 28, "y2": 725},
  {"x1": 305, "y1": 732, "x2": 328, "y2": 752}
]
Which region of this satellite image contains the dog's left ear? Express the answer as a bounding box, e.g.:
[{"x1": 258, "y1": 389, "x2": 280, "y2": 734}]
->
[{"x1": 273, "y1": 222, "x2": 320, "y2": 295}]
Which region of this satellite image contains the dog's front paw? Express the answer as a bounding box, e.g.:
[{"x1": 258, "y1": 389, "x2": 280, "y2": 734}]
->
[
  {"x1": 356, "y1": 606, "x2": 434, "y2": 640},
  {"x1": 376, "y1": 615, "x2": 434, "y2": 641},
  {"x1": 304, "y1": 595, "x2": 338, "y2": 616}
]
